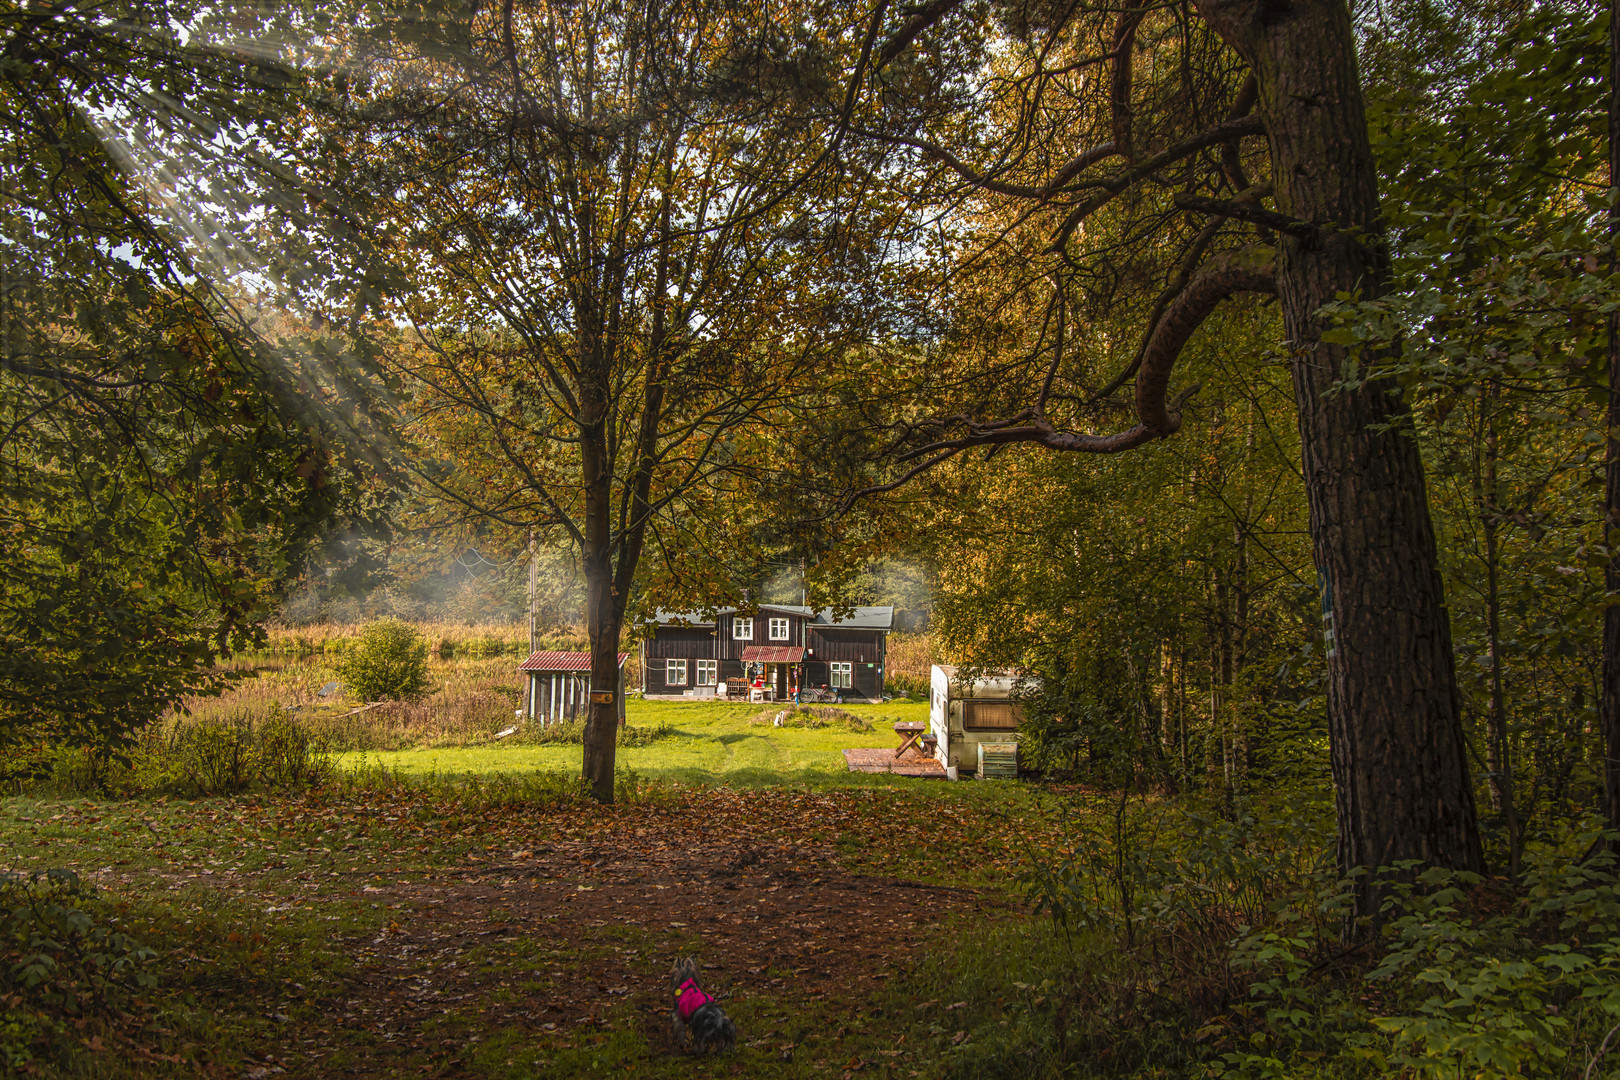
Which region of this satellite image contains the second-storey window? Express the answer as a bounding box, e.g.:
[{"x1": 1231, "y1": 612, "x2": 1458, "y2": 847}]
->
[
  {"x1": 666, "y1": 659, "x2": 687, "y2": 686},
  {"x1": 769, "y1": 617, "x2": 789, "y2": 641},
  {"x1": 696, "y1": 659, "x2": 717, "y2": 685},
  {"x1": 733, "y1": 617, "x2": 753, "y2": 640},
  {"x1": 830, "y1": 661, "x2": 853, "y2": 689}
]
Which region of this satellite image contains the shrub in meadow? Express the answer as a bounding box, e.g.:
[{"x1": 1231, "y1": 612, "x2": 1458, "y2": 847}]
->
[{"x1": 334, "y1": 620, "x2": 431, "y2": 702}]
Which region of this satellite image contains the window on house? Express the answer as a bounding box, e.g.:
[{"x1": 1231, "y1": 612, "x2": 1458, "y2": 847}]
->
[
  {"x1": 830, "y1": 662, "x2": 853, "y2": 689},
  {"x1": 769, "y1": 617, "x2": 789, "y2": 641},
  {"x1": 696, "y1": 659, "x2": 717, "y2": 685},
  {"x1": 666, "y1": 659, "x2": 687, "y2": 686},
  {"x1": 733, "y1": 617, "x2": 753, "y2": 640}
]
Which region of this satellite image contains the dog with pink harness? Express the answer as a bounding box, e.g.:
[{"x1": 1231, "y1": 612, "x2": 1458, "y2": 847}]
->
[{"x1": 670, "y1": 957, "x2": 736, "y2": 1053}]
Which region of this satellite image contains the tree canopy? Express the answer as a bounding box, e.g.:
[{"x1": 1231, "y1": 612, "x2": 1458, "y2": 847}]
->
[{"x1": 0, "y1": 0, "x2": 387, "y2": 755}]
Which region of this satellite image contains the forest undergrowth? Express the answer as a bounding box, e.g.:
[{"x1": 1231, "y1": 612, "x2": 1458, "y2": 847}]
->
[
  {"x1": 987, "y1": 788, "x2": 1620, "y2": 1080},
  {"x1": 5, "y1": 748, "x2": 1618, "y2": 1078}
]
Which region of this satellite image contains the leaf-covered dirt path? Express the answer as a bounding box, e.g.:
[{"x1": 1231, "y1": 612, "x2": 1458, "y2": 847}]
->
[
  {"x1": 324, "y1": 830, "x2": 996, "y2": 1076},
  {"x1": 4, "y1": 782, "x2": 1048, "y2": 1078}
]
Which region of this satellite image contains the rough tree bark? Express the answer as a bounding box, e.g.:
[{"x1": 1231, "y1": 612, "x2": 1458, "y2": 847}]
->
[
  {"x1": 1477, "y1": 390, "x2": 1520, "y2": 877},
  {"x1": 1603, "y1": 0, "x2": 1620, "y2": 847},
  {"x1": 580, "y1": 408, "x2": 620, "y2": 803},
  {"x1": 857, "y1": 0, "x2": 1484, "y2": 906},
  {"x1": 1196, "y1": 0, "x2": 1484, "y2": 897}
]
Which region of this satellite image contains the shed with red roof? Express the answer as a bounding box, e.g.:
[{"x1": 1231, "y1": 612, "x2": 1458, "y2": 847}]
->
[{"x1": 519, "y1": 650, "x2": 629, "y2": 724}]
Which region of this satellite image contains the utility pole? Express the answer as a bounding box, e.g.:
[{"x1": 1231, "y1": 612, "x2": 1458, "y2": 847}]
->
[
  {"x1": 519, "y1": 530, "x2": 539, "y2": 725},
  {"x1": 527, "y1": 529, "x2": 539, "y2": 654}
]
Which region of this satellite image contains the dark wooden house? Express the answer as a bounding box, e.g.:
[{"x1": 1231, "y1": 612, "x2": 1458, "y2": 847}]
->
[{"x1": 640, "y1": 605, "x2": 895, "y2": 702}]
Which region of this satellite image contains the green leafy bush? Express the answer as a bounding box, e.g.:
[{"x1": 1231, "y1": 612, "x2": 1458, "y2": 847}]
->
[
  {"x1": 255, "y1": 714, "x2": 339, "y2": 790},
  {"x1": 175, "y1": 717, "x2": 257, "y2": 794},
  {"x1": 47, "y1": 710, "x2": 335, "y2": 797},
  {"x1": 885, "y1": 672, "x2": 928, "y2": 697},
  {"x1": 334, "y1": 620, "x2": 431, "y2": 702},
  {"x1": 1207, "y1": 851, "x2": 1620, "y2": 1080},
  {"x1": 0, "y1": 870, "x2": 157, "y2": 1073}
]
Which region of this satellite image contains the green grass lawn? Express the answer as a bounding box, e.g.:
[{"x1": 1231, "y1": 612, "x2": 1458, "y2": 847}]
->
[
  {"x1": 338, "y1": 696, "x2": 935, "y2": 785},
  {"x1": 4, "y1": 692, "x2": 1085, "y2": 1079}
]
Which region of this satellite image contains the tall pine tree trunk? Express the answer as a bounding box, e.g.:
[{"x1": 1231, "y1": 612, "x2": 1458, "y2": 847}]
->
[
  {"x1": 1477, "y1": 392, "x2": 1520, "y2": 877},
  {"x1": 1603, "y1": 0, "x2": 1620, "y2": 847},
  {"x1": 1197, "y1": 0, "x2": 1484, "y2": 913}
]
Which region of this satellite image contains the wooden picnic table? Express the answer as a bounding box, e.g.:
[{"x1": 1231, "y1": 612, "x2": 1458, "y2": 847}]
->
[{"x1": 893, "y1": 720, "x2": 929, "y2": 759}]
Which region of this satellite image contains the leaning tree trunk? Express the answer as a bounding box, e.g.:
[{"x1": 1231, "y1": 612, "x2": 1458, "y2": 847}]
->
[{"x1": 1198, "y1": 0, "x2": 1485, "y2": 916}]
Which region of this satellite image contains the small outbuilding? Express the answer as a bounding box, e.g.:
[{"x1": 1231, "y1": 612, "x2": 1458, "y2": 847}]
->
[
  {"x1": 520, "y1": 650, "x2": 628, "y2": 724},
  {"x1": 929, "y1": 664, "x2": 1027, "y2": 776}
]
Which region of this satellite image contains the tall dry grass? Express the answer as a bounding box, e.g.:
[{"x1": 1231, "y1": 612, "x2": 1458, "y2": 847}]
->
[
  {"x1": 168, "y1": 658, "x2": 530, "y2": 751},
  {"x1": 252, "y1": 620, "x2": 645, "y2": 684},
  {"x1": 886, "y1": 632, "x2": 936, "y2": 681},
  {"x1": 882, "y1": 632, "x2": 937, "y2": 696},
  {"x1": 163, "y1": 624, "x2": 918, "y2": 752},
  {"x1": 251, "y1": 621, "x2": 591, "y2": 660}
]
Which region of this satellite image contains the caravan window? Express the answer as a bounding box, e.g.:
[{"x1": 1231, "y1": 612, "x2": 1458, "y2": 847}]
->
[{"x1": 964, "y1": 701, "x2": 1021, "y2": 730}]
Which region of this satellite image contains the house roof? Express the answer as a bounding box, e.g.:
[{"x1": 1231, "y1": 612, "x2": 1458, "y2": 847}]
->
[
  {"x1": 650, "y1": 605, "x2": 894, "y2": 630},
  {"x1": 648, "y1": 611, "x2": 716, "y2": 628},
  {"x1": 931, "y1": 664, "x2": 1029, "y2": 698},
  {"x1": 810, "y1": 606, "x2": 895, "y2": 630},
  {"x1": 739, "y1": 645, "x2": 806, "y2": 663},
  {"x1": 518, "y1": 650, "x2": 629, "y2": 672}
]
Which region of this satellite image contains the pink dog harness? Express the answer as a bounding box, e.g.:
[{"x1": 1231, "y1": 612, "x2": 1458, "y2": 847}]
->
[{"x1": 676, "y1": 978, "x2": 713, "y2": 1022}]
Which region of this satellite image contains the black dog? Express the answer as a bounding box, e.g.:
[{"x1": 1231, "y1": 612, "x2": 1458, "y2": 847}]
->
[{"x1": 671, "y1": 957, "x2": 736, "y2": 1053}]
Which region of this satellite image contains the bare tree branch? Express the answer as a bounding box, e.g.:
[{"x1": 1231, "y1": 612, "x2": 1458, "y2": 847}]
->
[
  {"x1": 1046, "y1": 114, "x2": 1265, "y2": 252},
  {"x1": 1087, "y1": 213, "x2": 1229, "y2": 404},
  {"x1": 1173, "y1": 192, "x2": 1316, "y2": 238},
  {"x1": 844, "y1": 246, "x2": 1277, "y2": 509},
  {"x1": 875, "y1": 0, "x2": 965, "y2": 69},
  {"x1": 1111, "y1": 0, "x2": 1149, "y2": 162},
  {"x1": 1221, "y1": 74, "x2": 1257, "y2": 191}
]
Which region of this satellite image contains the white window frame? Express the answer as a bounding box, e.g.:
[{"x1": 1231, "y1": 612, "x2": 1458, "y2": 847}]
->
[
  {"x1": 733, "y1": 617, "x2": 753, "y2": 640},
  {"x1": 769, "y1": 617, "x2": 790, "y2": 641},
  {"x1": 696, "y1": 659, "x2": 717, "y2": 685},
  {"x1": 830, "y1": 661, "x2": 853, "y2": 689},
  {"x1": 666, "y1": 659, "x2": 687, "y2": 686}
]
